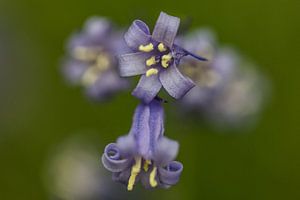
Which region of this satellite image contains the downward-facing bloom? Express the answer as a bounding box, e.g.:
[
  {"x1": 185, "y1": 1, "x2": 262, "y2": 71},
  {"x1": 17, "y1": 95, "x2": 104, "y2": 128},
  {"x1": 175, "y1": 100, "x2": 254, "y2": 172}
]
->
[
  {"x1": 118, "y1": 12, "x2": 207, "y2": 103},
  {"x1": 102, "y1": 99, "x2": 183, "y2": 190},
  {"x1": 63, "y1": 17, "x2": 129, "y2": 101}
]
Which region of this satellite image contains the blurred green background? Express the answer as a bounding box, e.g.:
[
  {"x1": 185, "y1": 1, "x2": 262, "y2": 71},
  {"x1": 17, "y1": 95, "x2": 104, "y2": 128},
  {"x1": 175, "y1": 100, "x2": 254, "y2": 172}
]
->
[{"x1": 0, "y1": 0, "x2": 299, "y2": 199}]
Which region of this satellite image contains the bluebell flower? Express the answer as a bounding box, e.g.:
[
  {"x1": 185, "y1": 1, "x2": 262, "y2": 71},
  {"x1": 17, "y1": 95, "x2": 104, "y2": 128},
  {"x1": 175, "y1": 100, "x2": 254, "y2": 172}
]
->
[
  {"x1": 178, "y1": 29, "x2": 237, "y2": 108},
  {"x1": 203, "y1": 65, "x2": 269, "y2": 128},
  {"x1": 63, "y1": 17, "x2": 129, "y2": 101},
  {"x1": 102, "y1": 99, "x2": 183, "y2": 190},
  {"x1": 118, "y1": 12, "x2": 207, "y2": 103},
  {"x1": 178, "y1": 29, "x2": 269, "y2": 127}
]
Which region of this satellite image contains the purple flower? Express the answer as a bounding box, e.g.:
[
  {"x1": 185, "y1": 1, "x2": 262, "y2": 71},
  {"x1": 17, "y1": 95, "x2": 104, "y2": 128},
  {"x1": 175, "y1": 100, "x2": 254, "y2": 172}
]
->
[
  {"x1": 178, "y1": 29, "x2": 237, "y2": 108},
  {"x1": 62, "y1": 17, "x2": 129, "y2": 101},
  {"x1": 118, "y1": 12, "x2": 207, "y2": 103},
  {"x1": 178, "y1": 29, "x2": 270, "y2": 127},
  {"x1": 101, "y1": 99, "x2": 183, "y2": 190}
]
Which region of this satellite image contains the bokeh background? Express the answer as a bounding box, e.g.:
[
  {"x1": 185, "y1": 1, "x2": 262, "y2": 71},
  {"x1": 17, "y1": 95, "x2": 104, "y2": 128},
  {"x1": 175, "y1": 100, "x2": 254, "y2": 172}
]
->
[{"x1": 0, "y1": 0, "x2": 299, "y2": 199}]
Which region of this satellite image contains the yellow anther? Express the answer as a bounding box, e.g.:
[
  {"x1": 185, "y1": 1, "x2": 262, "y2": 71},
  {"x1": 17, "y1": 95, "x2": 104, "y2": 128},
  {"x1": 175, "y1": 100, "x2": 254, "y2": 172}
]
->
[
  {"x1": 146, "y1": 56, "x2": 157, "y2": 67},
  {"x1": 138, "y1": 43, "x2": 154, "y2": 52},
  {"x1": 81, "y1": 66, "x2": 100, "y2": 86},
  {"x1": 96, "y1": 54, "x2": 110, "y2": 70},
  {"x1": 143, "y1": 160, "x2": 152, "y2": 172},
  {"x1": 146, "y1": 68, "x2": 158, "y2": 77},
  {"x1": 161, "y1": 53, "x2": 173, "y2": 68},
  {"x1": 127, "y1": 157, "x2": 142, "y2": 191},
  {"x1": 73, "y1": 47, "x2": 98, "y2": 61},
  {"x1": 158, "y1": 43, "x2": 167, "y2": 52},
  {"x1": 149, "y1": 166, "x2": 158, "y2": 188}
]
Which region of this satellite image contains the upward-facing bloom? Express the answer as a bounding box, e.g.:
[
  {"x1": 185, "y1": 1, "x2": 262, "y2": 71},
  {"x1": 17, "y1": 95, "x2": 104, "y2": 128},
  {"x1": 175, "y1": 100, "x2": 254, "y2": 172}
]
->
[
  {"x1": 178, "y1": 29, "x2": 269, "y2": 127},
  {"x1": 102, "y1": 99, "x2": 183, "y2": 190},
  {"x1": 62, "y1": 17, "x2": 129, "y2": 101},
  {"x1": 118, "y1": 12, "x2": 207, "y2": 103},
  {"x1": 178, "y1": 29, "x2": 237, "y2": 108}
]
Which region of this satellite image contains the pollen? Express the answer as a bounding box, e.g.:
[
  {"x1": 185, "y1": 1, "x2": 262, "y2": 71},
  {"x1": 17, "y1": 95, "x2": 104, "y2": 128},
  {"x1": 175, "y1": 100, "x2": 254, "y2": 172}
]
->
[
  {"x1": 146, "y1": 56, "x2": 157, "y2": 66},
  {"x1": 161, "y1": 53, "x2": 173, "y2": 68},
  {"x1": 139, "y1": 43, "x2": 154, "y2": 52},
  {"x1": 158, "y1": 43, "x2": 167, "y2": 52},
  {"x1": 127, "y1": 157, "x2": 142, "y2": 191},
  {"x1": 96, "y1": 54, "x2": 110, "y2": 70},
  {"x1": 81, "y1": 66, "x2": 100, "y2": 86},
  {"x1": 149, "y1": 166, "x2": 158, "y2": 188},
  {"x1": 143, "y1": 160, "x2": 151, "y2": 172},
  {"x1": 146, "y1": 68, "x2": 158, "y2": 77},
  {"x1": 73, "y1": 47, "x2": 98, "y2": 61}
]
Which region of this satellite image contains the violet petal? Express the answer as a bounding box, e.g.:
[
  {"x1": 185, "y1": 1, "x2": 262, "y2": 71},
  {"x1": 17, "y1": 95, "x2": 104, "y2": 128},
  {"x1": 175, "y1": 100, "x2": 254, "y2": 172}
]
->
[
  {"x1": 132, "y1": 74, "x2": 162, "y2": 103},
  {"x1": 84, "y1": 17, "x2": 111, "y2": 42},
  {"x1": 153, "y1": 137, "x2": 179, "y2": 166},
  {"x1": 116, "y1": 134, "x2": 135, "y2": 157},
  {"x1": 101, "y1": 143, "x2": 131, "y2": 173},
  {"x1": 62, "y1": 60, "x2": 88, "y2": 84},
  {"x1": 152, "y1": 12, "x2": 180, "y2": 47},
  {"x1": 118, "y1": 52, "x2": 148, "y2": 77},
  {"x1": 159, "y1": 65, "x2": 195, "y2": 99},
  {"x1": 124, "y1": 20, "x2": 151, "y2": 51},
  {"x1": 128, "y1": 102, "x2": 151, "y2": 158},
  {"x1": 112, "y1": 167, "x2": 132, "y2": 185},
  {"x1": 148, "y1": 100, "x2": 165, "y2": 156},
  {"x1": 86, "y1": 70, "x2": 129, "y2": 101},
  {"x1": 158, "y1": 161, "x2": 183, "y2": 185}
]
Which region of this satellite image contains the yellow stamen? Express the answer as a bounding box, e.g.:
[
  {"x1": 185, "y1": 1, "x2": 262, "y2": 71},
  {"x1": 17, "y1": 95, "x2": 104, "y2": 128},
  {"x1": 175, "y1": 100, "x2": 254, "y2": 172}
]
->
[
  {"x1": 149, "y1": 166, "x2": 158, "y2": 187},
  {"x1": 127, "y1": 157, "x2": 142, "y2": 191},
  {"x1": 138, "y1": 43, "x2": 154, "y2": 52},
  {"x1": 146, "y1": 56, "x2": 157, "y2": 67},
  {"x1": 73, "y1": 47, "x2": 98, "y2": 61},
  {"x1": 161, "y1": 53, "x2": 172, "y2": 68},
  {"x1": 81, "y1": 66, "x2": 100, "y2": 86},
  {"x1": 96, "y1": 54, "x2": 110, "y2": 70},
  {"x1": 158, "y1": 43, "x2": 167, "y2": 52},
  {"x1": 143, "y1": 160, "x2": 151, "y2": 172},
  {"x1": 146, "y1": 68, "x2": 158, "y2": 77}
]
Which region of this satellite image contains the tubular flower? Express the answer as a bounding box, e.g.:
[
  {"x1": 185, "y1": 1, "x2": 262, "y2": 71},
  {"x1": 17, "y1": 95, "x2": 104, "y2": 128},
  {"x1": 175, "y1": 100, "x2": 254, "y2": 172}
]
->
[
  {"x1": 118, "y1": 12, "x2": 207, "y2": 103},
  {"x1": 62, "y1": 17, "x2": 129, "y2": 101},
  {"x1": 101, "y1": 99, "x2": 183, "y2": 190}
]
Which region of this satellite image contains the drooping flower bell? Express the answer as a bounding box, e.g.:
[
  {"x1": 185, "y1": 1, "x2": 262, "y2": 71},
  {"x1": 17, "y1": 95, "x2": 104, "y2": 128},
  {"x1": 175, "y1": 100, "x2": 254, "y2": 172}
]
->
[
  {"x1": 62, "y1": 17, "x2": 129, "y2": 101},
  {"x1": 118, "y1": 12, "x2": 207, "y2": 103},
  {"x1": 101, "y1": 99, "x2": 183, "y2": 190}
]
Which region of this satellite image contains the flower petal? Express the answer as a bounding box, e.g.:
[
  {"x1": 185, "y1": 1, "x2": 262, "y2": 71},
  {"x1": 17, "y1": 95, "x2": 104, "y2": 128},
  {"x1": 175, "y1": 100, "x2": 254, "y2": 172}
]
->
[
  {"x1": 84, "y1": 17, "x2": 111, "y2": 42},
  {"x1": 132, "y1": 74, "x2": 162, "y2": 103},
  {"x1": 112, "y1": 168, "x2": 133, "y2": 185},
  {"x1": 128, "y1": 102, "x2": 151, "y2": 158},
  {"x1": 153, "y1": 137, "x2": 179, "y2": 166},
  {"x1": 158, "y1": 161, "x2": 183, "y2": 186},
  {"x1": 124, "y1": 20, "x2": 151, "y2": 51},
  {"x1": 148, "y1": 100, "x2": 165, "y2": 156},
  {"x1": 86, "y1": 70, "x2": 129, "y2": 101},
  {"x1": 101, "y1": 143, "x2": 131, "y2": 173},
  {"x1": 159, "y1": 65, "x2": 195, "y2": 99},
  {"x1": 152, "y1": 12, "x2": 180, "y2": 47},
  {"x1": 118, "y1": 52, "x2": 148, "y2": 77},
  {"x1": 116, "y1": 134, "x2": 135, "y2": 157},
  {"x1": 62, "y1": 60, "x2": 88, "y2": 84}
]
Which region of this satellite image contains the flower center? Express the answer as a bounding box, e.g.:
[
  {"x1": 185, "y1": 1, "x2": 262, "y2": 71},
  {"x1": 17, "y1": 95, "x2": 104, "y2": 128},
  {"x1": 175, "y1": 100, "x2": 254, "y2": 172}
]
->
[
  {"x1": 138, "y1": 42, "x2": 174, "y2": 77},
  {"x1": 72, "y1": 46, "x2": 112, "y2": 86},
  {"x1": 127, "y1": 156, "x2": 158, "y2": 191}
]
